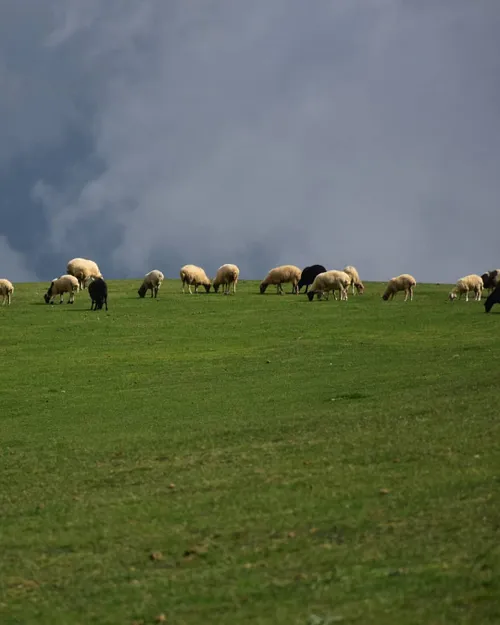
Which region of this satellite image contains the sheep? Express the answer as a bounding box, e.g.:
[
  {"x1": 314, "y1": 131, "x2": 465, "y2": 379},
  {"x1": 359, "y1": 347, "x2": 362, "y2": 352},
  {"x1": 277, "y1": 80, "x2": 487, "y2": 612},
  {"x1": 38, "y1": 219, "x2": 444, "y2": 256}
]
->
[
  {"x1": 0, "y1": 279, "x2": 14, "y2": 306},
  {"x1": 382, "y1": 274, "x2": 416, "y2": 301},
  {"x1": 67, "y1": 258, "x2": 103, "y2": 289},
  {"x1": 484, "y1": 284, "x2": 500, "y2": 313},
  {"x1": 307, "y1": 270, "x2": 351, "y2": 302},
  {"x1": 259, "y1": 265, "x2": 302, "y2": 295},
  {"x1": 43, "y1": 274, "x2": 79, "y2": 305},
  {"x1": 297, "y1": 265, "x2": 327, "y2": 293},
  {"x1": 343, "y1": 265, "x2": 365, "y2": 295},
  {"x1": 480, "y1": 269, "x2": 500, "y2": 294},
  {"x1": 138, "y1": 270, "x2": 164, "y2": 298},
  {"x1": 180, "y1": 264, "x2": 211, "y2": 294},
  {"x1": 212, "y1": 264, "x2": 240, "y2": 295},
  {"x1": 88, "y1": 277, "x2": 108, "y2": 310},
  {"x1": 448, "y1": 274, "x2": 483, "y2": 302}
]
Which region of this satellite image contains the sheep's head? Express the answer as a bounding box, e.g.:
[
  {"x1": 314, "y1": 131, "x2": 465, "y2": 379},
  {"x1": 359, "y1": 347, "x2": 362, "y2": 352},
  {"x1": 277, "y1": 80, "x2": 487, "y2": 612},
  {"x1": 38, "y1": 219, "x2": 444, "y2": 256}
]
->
[
  {"x1": 203, "y1": 282, "x2": 211, "y2": 293},
  {"x1": 448, "y1": 291, "x2": 457, "y2": 301},
  {"x1": 307, "y1": 291, "x2": 315, "y2": 302},
  {"x1": 43, "y1": 292, "x2": 51, "y2": 304},
  {"x1": 381, "y1": 292, "x2": 390, "y2": 301},
  {"x1": 212, "y1": 282, "x2": 220, "y2": 293},
  {"x1": 355, "y1": 282, "x2": 365, "y2": 294},
  {"x1": 138, "y1": 284, "x2": 147, "y2": 298},
  {"x1": 259, "y1": 282, "x2": 268, "y2": 294}
]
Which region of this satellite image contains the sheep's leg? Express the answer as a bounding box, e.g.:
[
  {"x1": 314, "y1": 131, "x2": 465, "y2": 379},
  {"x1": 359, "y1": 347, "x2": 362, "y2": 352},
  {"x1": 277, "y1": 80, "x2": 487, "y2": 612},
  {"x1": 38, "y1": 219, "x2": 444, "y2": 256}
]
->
[
  {"x1": 188, "y1": 284, "x2": 193, "y2": 295},
  {"x1": 465, "y1": 290, "x2": 469, "y2": 302}
]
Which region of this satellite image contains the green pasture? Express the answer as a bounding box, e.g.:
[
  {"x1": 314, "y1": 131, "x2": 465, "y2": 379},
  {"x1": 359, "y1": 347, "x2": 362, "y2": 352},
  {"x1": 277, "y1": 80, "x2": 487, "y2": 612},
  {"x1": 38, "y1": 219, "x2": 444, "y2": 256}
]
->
[{"x1": 0, "y1": 280, "x2": 498, "y2": 624}]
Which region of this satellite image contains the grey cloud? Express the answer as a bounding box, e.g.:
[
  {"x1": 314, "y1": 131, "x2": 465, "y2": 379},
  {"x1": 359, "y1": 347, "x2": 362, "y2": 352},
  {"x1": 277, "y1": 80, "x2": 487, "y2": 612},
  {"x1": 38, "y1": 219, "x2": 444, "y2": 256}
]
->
[{"x1": 0, "y1": 0, "x2": 499, "y2": 283}]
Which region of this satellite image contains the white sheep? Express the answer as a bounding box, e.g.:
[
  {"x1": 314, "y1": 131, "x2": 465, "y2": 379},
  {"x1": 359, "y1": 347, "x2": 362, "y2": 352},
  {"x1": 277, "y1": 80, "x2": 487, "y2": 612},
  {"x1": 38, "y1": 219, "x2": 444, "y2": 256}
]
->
[
  {"x1": 307, "y1": 270, "x2": 351, "y2": 301},
  {"x1": 212, "y1": 264, "x2": 240, "y2": 295},
  {"x1": 259, "y1": 265, "x2": 302, "y2": 295},
  {"x1": 382, "y1": 274, "x2": 417, "y2": 301},
  {"x1": 448, "y1": 274, "x2": 483, "y2": 302},
  {"x1": 343, "y1": 265, "x2": 365, "y2": 295},
  {"x1": 180, "y1": 264, "x2": 211, "y2": 294},
  {"x1": 0, "y1": 279, "x2": 14, "y2": 305},
  {"x1": 44, "y1": 274, "x2": 80, "y2": 304},
  {"x1": 66, "y1": 258, "x2": 103, "y2": 289},
  {"x1": 138, "y1": 270, "x2": 164, "y2": 298}
]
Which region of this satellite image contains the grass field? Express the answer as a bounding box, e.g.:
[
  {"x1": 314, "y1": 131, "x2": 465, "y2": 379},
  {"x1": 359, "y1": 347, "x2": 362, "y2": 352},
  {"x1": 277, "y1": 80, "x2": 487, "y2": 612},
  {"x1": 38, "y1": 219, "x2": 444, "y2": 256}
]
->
[{"x1": 1, "y1": 279, "x2": 499, "y2": 625}]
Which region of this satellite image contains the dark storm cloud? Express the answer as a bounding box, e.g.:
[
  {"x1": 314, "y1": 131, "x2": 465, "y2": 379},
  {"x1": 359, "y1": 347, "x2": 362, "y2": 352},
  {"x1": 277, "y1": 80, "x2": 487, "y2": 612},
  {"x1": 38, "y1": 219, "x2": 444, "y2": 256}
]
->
[{"x1": 0, "y1": 0, "x2": 499, "y2": 283}]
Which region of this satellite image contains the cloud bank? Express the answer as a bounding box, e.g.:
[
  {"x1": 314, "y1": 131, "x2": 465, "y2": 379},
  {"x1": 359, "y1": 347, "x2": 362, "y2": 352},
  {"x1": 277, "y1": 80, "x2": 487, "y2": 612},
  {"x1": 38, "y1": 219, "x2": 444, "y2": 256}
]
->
[{"x1": 0, "y1": 0, "x2": 499, "y2": 282}]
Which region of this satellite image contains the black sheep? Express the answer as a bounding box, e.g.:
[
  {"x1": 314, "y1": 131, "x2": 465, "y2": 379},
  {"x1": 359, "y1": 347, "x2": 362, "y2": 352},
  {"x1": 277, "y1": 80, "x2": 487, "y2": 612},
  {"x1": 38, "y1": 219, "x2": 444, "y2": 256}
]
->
[
  {"x1": 89, "y1": 277, "x2": 108, "y2": 311},
  {"x1": 481, "y1": 270, "x2": 500, "y2": 294},
  {"x1": 484, "y1": 284, "x2": 500, "y2": 313},
  {"x1": 297, "y1": 264, "x2": 327, "y2": 293}
]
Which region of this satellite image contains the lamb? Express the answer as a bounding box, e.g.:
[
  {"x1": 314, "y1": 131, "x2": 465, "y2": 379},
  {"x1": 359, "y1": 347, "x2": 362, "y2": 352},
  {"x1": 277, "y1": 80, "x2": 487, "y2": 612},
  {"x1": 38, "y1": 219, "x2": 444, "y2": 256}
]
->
[
  {"x1": 382, "y1": 274, "x2": 416, "y2": 301},
  {"x1": 297, "y1": 265, "x2": 327, "y2": 293},
  {"x1": 480, "y1": 269, "x2": 500, "y2": 294},
  {"x1": 88, "y1": 277, "x2": 108, "y2": 310},
  {"x1": 43, "y1": 274, "x2": 79, "y2": 305},
  {"x1": 307, "y1": 270, "x2": 351, "y2": 302},
  {"x1": 67, "y1": 258, "x2": 103, "y2": 289},
  {"x1": 0, "y1": 279, "x2": 14, "y2": 305},
  {"x1": 138, "y1": 270, "x2": 164, "y2": 298},
  {"x1": 212, "y1": 264, "x2": 240, "y2": 295},
  {"x1": 180, "y1": 264, "x2": 211, "y2": 294},
  {"x1": 259, "y1": 265, "x2": 302, "y2": 295},
  {"x1": 448, "y1": 274, "x2": 483, "y2": 302},
  {"x1": 484, "y1": 284, "x2": 500, "y2": 313},
  {"x1": 343, "y1": 265, "x2": 365, "y2": 295}
]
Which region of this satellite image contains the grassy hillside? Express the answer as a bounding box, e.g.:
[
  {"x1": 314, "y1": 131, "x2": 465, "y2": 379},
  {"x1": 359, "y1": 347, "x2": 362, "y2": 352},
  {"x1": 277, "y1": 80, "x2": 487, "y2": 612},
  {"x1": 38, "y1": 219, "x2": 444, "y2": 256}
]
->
[{"x1": 1, "y1": 280, "x2": 499, "y2": 625}]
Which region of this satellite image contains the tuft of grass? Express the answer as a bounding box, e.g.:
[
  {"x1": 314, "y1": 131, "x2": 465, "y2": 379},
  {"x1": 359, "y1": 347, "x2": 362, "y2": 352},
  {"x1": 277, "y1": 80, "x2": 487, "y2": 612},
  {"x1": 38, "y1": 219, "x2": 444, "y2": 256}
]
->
[{"x1": 1, "y1": 279, "x2": 499, "y2": 625}]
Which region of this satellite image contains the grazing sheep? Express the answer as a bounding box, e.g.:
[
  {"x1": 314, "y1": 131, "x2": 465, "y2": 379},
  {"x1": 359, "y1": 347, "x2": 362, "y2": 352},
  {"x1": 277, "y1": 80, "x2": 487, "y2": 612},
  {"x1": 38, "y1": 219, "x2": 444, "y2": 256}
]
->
[
  {"x1": 88, "y1": 277, "x2": 108, "y2": 311},
  {"x1": 138, "y1": 270, "x2": 164, "y2": 298},
  {"x1": 448, "y1": 274, "x2": 483, "y2": 302},
  {"x1": 0, "y1": 279, "x2": 14, "y2": 305},
  {"x1": 382, "y1": 274, "x2": 416, "y2": 301},
  {"x1": 67, "y1": 258, "x2": 103, "y2": 289},
  {"x1": 297, "y1": 265, "x2": 327, "y2": 293},
  {"x1": 484, "y1": 284, "x2": 500, "y2": 313},
  {"x1": 180, "y1": 264, "x2": 211, "y2": 294},
  {"x1": 343, "y1": 265, "x2": 365, "y2": 295},
  {"x1": 259, "y1": 265, "x2": 302, "y2": 295},
  {"x1": 480, "y1": 269, "x2": 500, "y2": 294},
  {"x1": 212, "y1": 264, "x2": 240, "y2": 295},
  {"x1": 44, "y1": 275, "x2": 79, "y2": 305},
  {"x1": 307, "y1": 270, "x2": 351, "y2": 302}
]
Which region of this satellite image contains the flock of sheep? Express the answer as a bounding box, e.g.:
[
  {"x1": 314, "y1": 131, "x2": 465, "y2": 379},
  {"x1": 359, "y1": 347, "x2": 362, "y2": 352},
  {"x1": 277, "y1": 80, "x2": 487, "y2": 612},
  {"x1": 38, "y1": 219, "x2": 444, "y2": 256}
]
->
[{"x1": 1, "y1": 259, "x2": 500, "y2": 313}]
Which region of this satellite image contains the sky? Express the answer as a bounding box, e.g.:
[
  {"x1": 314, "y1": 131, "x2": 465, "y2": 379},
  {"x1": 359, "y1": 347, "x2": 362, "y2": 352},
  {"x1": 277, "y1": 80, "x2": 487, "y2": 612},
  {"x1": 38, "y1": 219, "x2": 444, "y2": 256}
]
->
[{"x1": 0, "y1": 0, "x2": 499, "y2": 283}]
